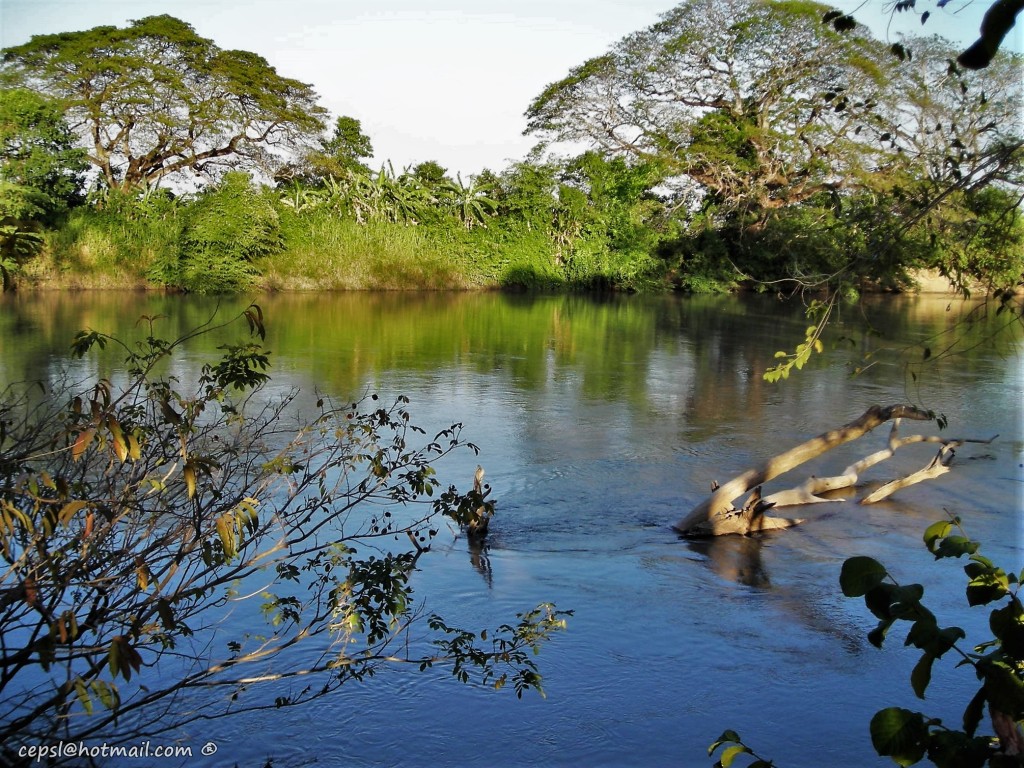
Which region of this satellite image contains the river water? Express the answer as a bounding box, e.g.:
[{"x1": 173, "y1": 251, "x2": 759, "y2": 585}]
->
[{"x1": 1, "y1": 290, "x2": 1022, "y2": 767}]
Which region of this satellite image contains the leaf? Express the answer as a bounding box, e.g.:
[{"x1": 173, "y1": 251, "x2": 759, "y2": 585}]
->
[
  {"x1": 136, "y1": 563, "x2": 149, "y2": 591},
  {"x1": 107, "y1": 417, "x2": 127, "y2": 462},
  {"x1": 841, "y1": 556, "x2": 888, "y2": 597},
  {"x1": 868, "y1": 619, "x2": 895, "y2": 649},
  {"x1": 962, "y1": 685, "x2": 987, "y2": 736},
  {"x1": 982, "y1": 661, "x2": 1024, "y2": 716},
  {"x1": 870, "y1": 707, "x2": 928, "y2": 766},
  {"x1": 183, "y1": 463, "x2": 197, "y2": 499},
  {"x1": 108, "y1": 637, "x2": 120, "y2": 677},
  {"x1": 933, "y1": 535, "x2": 979, "y2": 560},
  {"x1": 74, "y1": 677, "x2": 93, "y2": 715},
  {"x1": 923, "y1": 519, "x2": 954, "y2": 552},
  {"x1": 71, "y1": 428, "x2": 96, "y2": 461},
  {"x1": 156, "y1": 598, "x2": 177, "y2": 631},
  {"x1": 708, "y1": 730, "x2": 742, "y2": 756},
  {"x1": 719, "y1": 744, "x2": 752, "y2": 767},
  {"x1": 216, "y1": 513, "x2": 237, "y2": 559},
  {"x1": 93, "y1": 679, "x2": 120, "y2": 710},
  {"x1": 910, "y1": 653, "x2": 934, "y2": 699},
  {"x1": 58, "y1": 500, "x2": 88, "y2": 527}
]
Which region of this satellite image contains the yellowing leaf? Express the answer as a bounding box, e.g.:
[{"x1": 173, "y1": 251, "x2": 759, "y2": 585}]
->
[
  {"x1": 74, "y1": 677, "x2": 93, "y2": 714},
  {"x1": 107, "y1": 417, "x2": 127, "y2": 462},
  {"x1": 58, "y1": 500, "x2": 88, "y2": 527},
  {"x1": 72, "y1": 428, "x2": 96, "y2": 461},
  {"x1": 107, "y1": 637, "x2": 120, "y2": 677},
  {"x1": 216, "y1": 514, "x2": 237, "y2": 559},
  {"x1": 183, "y1": 464, "x2": 197, "y2": 499}
]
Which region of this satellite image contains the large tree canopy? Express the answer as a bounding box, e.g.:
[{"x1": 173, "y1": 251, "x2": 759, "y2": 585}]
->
[
  {"x1": 526, "y1": 0, "x2": 898, "y2": 219},
  {"x1": 525, "y1": 0, "x2": 1022, "y2": 281},
  {"x1": 0, "y1": 15, "x2": 327, "y2": 192}
]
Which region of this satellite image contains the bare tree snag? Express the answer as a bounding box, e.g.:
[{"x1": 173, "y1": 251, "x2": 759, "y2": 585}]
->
[
  {"x1": 466, "y1": 465, "x2": 492, "y2": 541},
  {"x1": 673, "y1": 404, "x2": 992, "y2": 537}
]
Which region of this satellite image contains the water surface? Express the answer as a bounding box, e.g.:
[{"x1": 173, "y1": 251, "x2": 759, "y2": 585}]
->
[{"x1": 1, "y1": 291, "x2": 1021, "y2": 767}]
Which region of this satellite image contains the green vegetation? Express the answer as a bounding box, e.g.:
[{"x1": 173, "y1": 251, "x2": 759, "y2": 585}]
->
[
  {"x1": 1, "y1": 3, "x2": 1020, "y2": 296},
  {"x1": 710, "y1": 517, "x2": 1024, "y2": 767},
  {"x1": 0, "y1": 308, "x2": 569, "y2": 763}
]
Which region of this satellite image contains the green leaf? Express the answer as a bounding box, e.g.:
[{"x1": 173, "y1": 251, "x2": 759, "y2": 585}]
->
[
  {"x1": 933, "y1": 535, "x2": 979, "y2": 560},
  {"x1": 841, "y1": 556, "x2": 888, "y2": 597},
  {"x1": 868, "y1": 619, "x2": 895, "y2": 649},
  {"x1": 923, "y1": 519, "x2": 953, "y2": 551},
  {"x1": 982, "y1": 662, "x2": 1024, "y2": 718},
  {"x1": 719, "y1": 744, "x2": 752, "y2": 767},
  {"x1": 708, "y1": 730, "x2": 742, "y2": 756},
  {"x1": 966, "y1": 569, "x2": 1009, "y2": 606},
  {"x1": 74, "y1": 677, "x2": 93, "y2": 715},
  {"x1": 910, "y1": 653, "x2": 934, "y2": 699},
  {"x1": 989, "y1": 603, "x2": 1024, "y2": 660},
  {"x1": 870, "y1": 708, "x2": 928, "y2": 766},
  {"x1": 865, "y1": 583, "x2": 899, "y2": 620},
  {"x1": 962, "y1": 685, "x2": 987, "y2": 737}
]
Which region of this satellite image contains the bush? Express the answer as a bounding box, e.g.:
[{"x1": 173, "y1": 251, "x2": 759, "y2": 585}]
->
[{"x1": 153, "y1": 173, "x2": 281, "y2": 293}]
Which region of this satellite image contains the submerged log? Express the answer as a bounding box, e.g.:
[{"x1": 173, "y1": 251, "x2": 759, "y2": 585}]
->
[{"x1": 674, "y1": 404, "x2": 993, "y2": 537}]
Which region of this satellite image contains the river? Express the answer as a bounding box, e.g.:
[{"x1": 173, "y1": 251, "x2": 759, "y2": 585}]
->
[{"x1": 1, "y1": 290, "x2": 1022, "y2": 767}]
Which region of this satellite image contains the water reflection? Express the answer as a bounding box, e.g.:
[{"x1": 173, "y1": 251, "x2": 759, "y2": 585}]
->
[
  {"x1": 467, "y1": 537, "x2": 493, "y2": 587},
  {"x1": 1, "y1": 290, "x2": 1021, "y2": 768},
  {"x1": 683, "y1": 535, "x2": 772, "y2": 588}
]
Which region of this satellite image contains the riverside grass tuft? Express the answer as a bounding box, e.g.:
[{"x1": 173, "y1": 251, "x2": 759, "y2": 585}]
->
[{"x1": 29, "y1": 203, "x2": 603, "y2": 292}]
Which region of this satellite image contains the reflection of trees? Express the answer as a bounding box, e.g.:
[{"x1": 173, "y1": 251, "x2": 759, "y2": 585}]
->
[
  {"x1": 467, "y1": 537, "x2": 493, "y2": 588},
  {"x1": 2, "y1": 291, "x2": 1014, "y2": 432},
  {"x1": 683, "y1": 535, "x2": 771, "y2": 589}
]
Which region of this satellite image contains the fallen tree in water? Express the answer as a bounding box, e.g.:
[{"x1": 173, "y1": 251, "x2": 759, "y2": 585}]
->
[{"x1": 673, "y1": 404, "x2": 996, "y2": 537}]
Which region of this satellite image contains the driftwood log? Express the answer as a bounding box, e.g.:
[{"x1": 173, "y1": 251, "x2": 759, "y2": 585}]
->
[{"x1": 674, "y1": 404, "x2": 995, "y2": 537}]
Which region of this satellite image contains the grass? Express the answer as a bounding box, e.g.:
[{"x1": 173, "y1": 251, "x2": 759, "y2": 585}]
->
[{"x1": 20, "y1": 204, "x2": 668, "y2": 293}]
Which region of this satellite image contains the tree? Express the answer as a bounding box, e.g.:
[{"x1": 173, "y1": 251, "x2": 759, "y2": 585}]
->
[
  {"x1": 526, "y1": 0, "x2": 896, "y2": 224},
  {"x1": 148, "y1": 171, "x2": 282, "y2": 293},
  {"x1": 0, "y1": 87, "x2": 86, "y2": 220},
  {"x1": 286, "y1": 115, "x2": 375, "y2": 186},
  {"x1": 874, "y1": 35, "x2": 1024, "y2": 292},
  {"x1": 0, "y1": 15, "x2": 327, "y2": 193},
  {"x1": 0, "y1": 308, "x2": 568, "y2": 762},
  {"x1": 322, "y1": 116, "x2": 374, "y2": 171},
  {"x1": 411, "y1": 160, "x2": 452, "y2": 188},
  {"x1": 0, "y1": 87, "x2": 87, "y2": 288}
]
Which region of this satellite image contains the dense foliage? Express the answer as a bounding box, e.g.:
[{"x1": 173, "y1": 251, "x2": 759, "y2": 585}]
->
[
  {"x1": 0, "y1": 15, "x2": 326, "y2": 192},
  {"x1": 0, "y1": 4, "x2": 1021, "y2": 298},
  {"x1": 0, "y1": 308, "x2": 569, "y2": 763},
  {"x1": 0, "y1": 88, "x2": 86, "y2": 288}
]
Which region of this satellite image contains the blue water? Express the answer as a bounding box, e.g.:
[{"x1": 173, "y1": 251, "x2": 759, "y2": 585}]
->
[{"x1": 1, "y1": 291, "x2": 1021, "y2": 767}]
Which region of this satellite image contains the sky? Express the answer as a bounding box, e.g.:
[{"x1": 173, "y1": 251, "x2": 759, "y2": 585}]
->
[{"x1": 1, "y1": 0, "x2": 1020, "y2": 179}]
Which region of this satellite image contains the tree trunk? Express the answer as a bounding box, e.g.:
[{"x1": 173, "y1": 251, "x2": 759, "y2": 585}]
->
[{"x1": 673, "y1": 404, "x2": 936, "y2": 536}]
